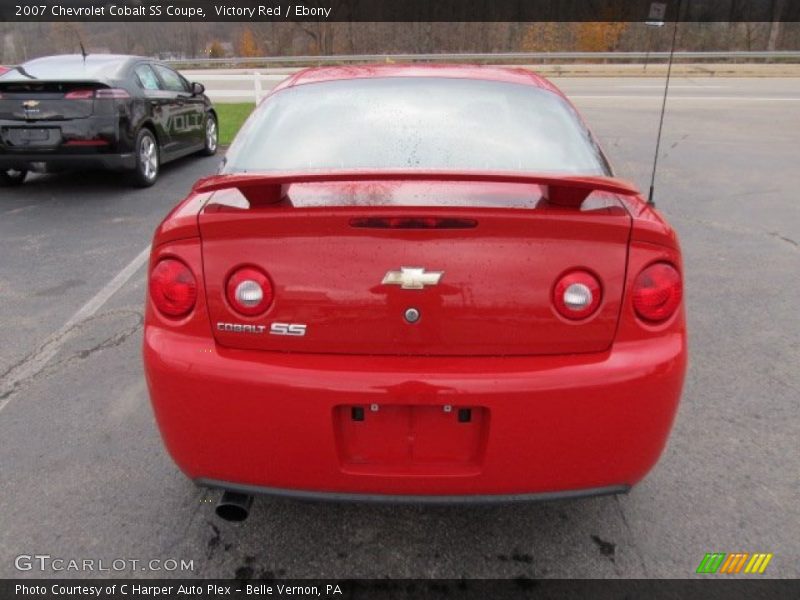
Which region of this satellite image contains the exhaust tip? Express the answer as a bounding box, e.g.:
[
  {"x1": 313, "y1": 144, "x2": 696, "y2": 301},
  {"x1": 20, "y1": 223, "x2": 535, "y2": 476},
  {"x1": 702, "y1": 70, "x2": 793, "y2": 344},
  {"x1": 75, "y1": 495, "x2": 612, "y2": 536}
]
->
[{"x1": 215, "y1": 491, "x2": 254, "y2": 522}]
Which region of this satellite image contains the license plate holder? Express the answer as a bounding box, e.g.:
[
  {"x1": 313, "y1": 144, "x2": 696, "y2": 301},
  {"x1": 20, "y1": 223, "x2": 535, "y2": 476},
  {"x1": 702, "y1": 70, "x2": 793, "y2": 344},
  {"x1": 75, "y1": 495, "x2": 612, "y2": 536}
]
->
[
  {"x1": 3, "y1": 127, "x2": 61, "y2": 147},
  {"x1": 334, "y1": 404, "x2": 488, "y2": 474}
]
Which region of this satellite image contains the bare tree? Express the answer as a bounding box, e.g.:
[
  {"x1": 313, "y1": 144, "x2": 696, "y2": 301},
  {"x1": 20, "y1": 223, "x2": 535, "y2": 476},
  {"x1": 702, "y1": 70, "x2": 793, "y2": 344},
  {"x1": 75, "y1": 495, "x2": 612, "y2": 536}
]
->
[{"x1": 767, "y1": 0, "x2": 786, "y2": 51}]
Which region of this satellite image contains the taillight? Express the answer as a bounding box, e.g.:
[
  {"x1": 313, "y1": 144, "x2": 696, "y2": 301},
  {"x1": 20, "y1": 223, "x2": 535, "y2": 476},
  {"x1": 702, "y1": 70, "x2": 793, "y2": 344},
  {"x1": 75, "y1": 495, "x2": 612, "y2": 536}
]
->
[
  {"x1": 226, "y1": 267, "x2": 274, "y2": 316},
  {"x1": 553, "y1": 270, "x2": 602, "y2": 320},
  {"x1": 149, "y1": 258, "x2": 197, "y2": 318},
  {"x1": 95, "y1": 88, "x2": 130, "y2": 99},
  {"x1": 632, "y1": 262, "x2": 682, "y2": 323},
  {"x1": 64, "y1": 89, "x2": 95, "y2": 99},
  {"x1": 64, "y1": 88, "x2": 130, "y2": 99}
]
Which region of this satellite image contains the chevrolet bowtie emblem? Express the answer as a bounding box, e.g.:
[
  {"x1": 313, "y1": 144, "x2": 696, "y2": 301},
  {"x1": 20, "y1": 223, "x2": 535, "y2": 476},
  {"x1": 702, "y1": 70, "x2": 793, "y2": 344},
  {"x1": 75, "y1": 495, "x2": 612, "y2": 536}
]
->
[
  {"x1": 382, "y1": 267, "x2": 444, "y2": 290},
  {"x1": 22, "y1": 100, "x2": 40, "y2": 108}
]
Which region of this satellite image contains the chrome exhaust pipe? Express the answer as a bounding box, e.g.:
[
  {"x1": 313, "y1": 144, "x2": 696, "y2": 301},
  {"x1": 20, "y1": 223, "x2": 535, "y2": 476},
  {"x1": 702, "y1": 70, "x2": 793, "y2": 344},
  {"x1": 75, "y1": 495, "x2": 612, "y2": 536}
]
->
[{"x1": 215, "y1": 491, "x2": 253, "y2": 522}]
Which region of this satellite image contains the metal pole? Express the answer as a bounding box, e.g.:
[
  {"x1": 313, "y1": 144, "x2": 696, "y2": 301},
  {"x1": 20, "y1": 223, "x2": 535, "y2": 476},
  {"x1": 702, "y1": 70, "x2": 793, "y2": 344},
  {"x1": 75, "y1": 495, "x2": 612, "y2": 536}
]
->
[{"x1": 253, "y1": 72, "x2": 262, "y2": 104}]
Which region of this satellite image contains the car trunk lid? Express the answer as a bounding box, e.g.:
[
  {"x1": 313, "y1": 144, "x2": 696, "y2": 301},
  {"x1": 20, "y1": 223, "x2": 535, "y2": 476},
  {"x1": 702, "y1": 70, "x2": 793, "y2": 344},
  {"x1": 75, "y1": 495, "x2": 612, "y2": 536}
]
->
[
  {"x1": 197, "y1": 172, "x2": 636, "y2": 356},
  {"x1": 0, "y1": 80, "x2": 110, "y2": 120}
]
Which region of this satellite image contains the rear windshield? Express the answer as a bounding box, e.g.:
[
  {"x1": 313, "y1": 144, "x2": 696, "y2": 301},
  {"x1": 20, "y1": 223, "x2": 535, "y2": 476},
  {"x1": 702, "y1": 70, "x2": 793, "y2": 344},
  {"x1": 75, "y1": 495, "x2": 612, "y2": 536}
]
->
[
  {"x1": 223, "y1": 77, "x2": 609, "y2": 175},
  {"x1": 0, "y1": 56, "x2": 126, "y2": 81}
]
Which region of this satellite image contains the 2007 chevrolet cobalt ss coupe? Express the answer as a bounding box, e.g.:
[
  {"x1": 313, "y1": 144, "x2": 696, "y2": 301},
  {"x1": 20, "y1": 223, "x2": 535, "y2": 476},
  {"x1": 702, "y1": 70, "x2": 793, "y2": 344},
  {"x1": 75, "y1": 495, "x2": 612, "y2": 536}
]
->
[{"x1": 143, "y1": 65, "x2": 686, "y2": 521}]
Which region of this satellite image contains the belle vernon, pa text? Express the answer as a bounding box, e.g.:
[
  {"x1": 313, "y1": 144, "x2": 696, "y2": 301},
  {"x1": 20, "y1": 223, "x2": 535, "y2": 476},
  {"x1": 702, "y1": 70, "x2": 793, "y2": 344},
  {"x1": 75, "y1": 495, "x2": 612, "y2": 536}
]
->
[{"x1": 16, "y1": 583, "x2": 344, "y2": 596}]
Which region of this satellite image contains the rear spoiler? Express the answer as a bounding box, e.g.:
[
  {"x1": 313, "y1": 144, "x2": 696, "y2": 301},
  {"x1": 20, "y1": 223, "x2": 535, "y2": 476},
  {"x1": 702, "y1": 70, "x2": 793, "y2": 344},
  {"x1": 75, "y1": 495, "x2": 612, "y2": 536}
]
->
[{"x1": 192, "y1": 171, "x2": 641, "y2": 208}]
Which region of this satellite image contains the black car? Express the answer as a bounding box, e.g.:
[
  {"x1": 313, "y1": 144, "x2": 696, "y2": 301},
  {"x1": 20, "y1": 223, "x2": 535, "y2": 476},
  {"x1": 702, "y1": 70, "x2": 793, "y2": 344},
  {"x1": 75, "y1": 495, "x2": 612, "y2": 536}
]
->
[{"x1": 0, "y1": 54, "x2": 217, "y2": 186}]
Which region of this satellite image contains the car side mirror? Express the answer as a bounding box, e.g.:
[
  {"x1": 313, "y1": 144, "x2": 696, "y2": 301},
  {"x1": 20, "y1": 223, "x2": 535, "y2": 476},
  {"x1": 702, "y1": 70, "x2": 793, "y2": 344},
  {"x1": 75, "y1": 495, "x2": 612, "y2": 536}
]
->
[{"x1": 191, "y1": 82, "x2": 205, "y2": 96}]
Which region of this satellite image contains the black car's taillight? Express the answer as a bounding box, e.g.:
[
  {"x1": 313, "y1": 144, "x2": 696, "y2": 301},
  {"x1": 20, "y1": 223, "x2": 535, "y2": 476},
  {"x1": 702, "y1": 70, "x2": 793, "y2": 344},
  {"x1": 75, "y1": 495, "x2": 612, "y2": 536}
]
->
[
  {"x1": 64, "y1": 88, "x2": 131, "y2": 99},
  {"x1": 95, "y1": 88, "x2": 131, "y2": 99}
]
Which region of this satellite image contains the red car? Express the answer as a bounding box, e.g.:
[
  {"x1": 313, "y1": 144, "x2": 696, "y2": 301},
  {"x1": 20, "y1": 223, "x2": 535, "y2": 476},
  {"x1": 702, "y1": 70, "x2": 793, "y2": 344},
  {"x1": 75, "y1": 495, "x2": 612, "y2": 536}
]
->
[{"x1": 144, "y1": 65, "x2": 686, "y2": 521}]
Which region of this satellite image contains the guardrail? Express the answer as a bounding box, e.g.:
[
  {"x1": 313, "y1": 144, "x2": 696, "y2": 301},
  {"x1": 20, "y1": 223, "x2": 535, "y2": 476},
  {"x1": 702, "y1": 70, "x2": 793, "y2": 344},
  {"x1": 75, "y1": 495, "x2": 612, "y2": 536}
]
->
[
  {"x1": 195, "y1": 72, "x2": 286, "y2": 103},
  {"x1": 168, "y1": 50, "x2": 800, "y2": 69},
  {"x1": 184, "y1": 51, "x2": 800, "y2": 103}
]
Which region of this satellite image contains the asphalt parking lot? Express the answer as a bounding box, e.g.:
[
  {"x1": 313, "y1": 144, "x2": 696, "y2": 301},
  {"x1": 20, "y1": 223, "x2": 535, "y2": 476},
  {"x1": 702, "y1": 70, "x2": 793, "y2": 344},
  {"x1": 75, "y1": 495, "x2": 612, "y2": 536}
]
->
[{"x1": 0, "y1": 77, "x2": 798, "y2": 579}]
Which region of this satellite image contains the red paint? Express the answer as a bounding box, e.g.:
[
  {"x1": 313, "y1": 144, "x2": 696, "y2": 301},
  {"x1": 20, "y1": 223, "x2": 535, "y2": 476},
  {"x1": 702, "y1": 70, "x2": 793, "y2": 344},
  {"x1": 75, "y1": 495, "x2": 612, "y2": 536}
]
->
[
  {"x1": 199, "y1": 203, "x2": 630, "y2": 356},
  {"x1": 143, "y1": 66, "x2": 687, "y2": 499}
]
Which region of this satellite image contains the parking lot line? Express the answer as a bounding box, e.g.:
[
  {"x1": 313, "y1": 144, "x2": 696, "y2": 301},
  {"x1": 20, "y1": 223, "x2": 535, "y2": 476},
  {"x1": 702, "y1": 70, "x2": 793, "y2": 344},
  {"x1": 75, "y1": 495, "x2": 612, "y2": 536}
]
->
[{"x1": 0, "y1": 244, "x2": 151, "y2": 411}]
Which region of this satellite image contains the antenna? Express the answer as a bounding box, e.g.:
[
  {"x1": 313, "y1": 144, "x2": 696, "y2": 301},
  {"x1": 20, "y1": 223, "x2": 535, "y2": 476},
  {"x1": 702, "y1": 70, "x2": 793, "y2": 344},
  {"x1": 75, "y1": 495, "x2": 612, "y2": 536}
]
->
[
  {"x1": 70, "y1": 24, "x2": 88, "y2": 61},
  {"x1": 647, "y1": 0, "x2": 683, "y2": 207}
]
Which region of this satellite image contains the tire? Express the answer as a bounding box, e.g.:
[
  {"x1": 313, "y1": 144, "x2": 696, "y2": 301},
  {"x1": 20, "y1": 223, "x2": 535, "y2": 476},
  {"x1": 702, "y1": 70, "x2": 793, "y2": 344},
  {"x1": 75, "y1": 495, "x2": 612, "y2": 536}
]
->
[
  {"x1": 200, "y1": 112, "x2": 218, "y2": 156},
  {"x1": 0, "y1": 169, "x2": 28, "y2": 186},
  {"x1": 130, "y1": 128, "x2": 159, "y2": 187}
]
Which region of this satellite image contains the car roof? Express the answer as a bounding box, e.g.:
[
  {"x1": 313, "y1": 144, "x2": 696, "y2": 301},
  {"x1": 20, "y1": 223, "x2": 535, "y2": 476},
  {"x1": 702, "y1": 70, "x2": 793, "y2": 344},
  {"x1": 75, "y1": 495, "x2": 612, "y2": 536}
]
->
[
  {"x1": 25, "y1": 53, "x2": 143, "y2": 66},
  {"x1": 273, "y1": 64, "x2": 565, "y2": 97},
  {"x1": 3, "y1": 54, "x2": 145, "y2": 81}
]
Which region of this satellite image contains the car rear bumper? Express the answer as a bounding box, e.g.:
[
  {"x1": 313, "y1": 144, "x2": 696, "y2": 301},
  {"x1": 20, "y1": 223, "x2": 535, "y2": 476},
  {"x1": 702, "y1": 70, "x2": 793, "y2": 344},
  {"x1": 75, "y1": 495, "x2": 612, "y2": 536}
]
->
[
  {"x1": 0, "y1": 152, "x2": 135, "y2": 172},
  {"x1": 0, "y1": 116, "x2": 134, "y2": 171},
  {"x1": 143, "y1": 328, "x2": 686, "y2": 499},
  {"x1": 196, "y1": 479, "x2": 629, "y2": 504}
]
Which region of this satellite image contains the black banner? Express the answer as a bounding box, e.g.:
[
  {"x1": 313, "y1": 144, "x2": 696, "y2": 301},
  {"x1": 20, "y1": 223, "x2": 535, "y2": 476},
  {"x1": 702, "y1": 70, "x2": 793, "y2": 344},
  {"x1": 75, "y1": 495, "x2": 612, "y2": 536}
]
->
[
  {"x1": 2, "y1": 0, "x2": 800, "y2": 23},
  {"x1": 4, "y1": 579, "x2": 800, "y2": 600}
]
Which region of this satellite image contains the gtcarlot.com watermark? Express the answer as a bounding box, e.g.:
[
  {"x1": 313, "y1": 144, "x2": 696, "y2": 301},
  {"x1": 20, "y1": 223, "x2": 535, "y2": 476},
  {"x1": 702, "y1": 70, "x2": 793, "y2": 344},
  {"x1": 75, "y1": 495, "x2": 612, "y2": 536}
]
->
[{"x1": 15, "y1": 554, "x2": 194, "y2": 573}]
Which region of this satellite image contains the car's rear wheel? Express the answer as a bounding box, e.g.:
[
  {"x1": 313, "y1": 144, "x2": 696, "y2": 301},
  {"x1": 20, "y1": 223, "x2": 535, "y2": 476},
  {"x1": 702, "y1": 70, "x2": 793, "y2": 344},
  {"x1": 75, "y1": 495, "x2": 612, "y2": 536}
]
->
[
  {"x1": 0, "y1": 169, "x2": 28, "y2": 186},
  {"x1": 200, "y1": 113, "x2": 218, "y2": 156},
  {"x1": 131, "y1": 128, "x2": 159, "y2": 187}
]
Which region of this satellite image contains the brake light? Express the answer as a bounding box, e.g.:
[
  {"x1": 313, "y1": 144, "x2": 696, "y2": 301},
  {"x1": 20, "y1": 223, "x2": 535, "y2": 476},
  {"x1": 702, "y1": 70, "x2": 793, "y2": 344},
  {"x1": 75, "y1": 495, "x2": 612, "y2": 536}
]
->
[
  {"x1": 226, "y1": 267, "x2": 274, "y2": 316},
  {"x1": 64, "y1": 89, "x2": 95, "y2": 99},
  {"x1": 149, "y1": 258, "x2": 197, "y2": 318},
  {"x1": 350, "y1": 217, "x2": 477, "y2": 229},
  {"x1": 632, "y1": 262, "x2": 682, "y2": 323},
  {"x1": 553, "y1": 270, "x2": 602, "y2": 320}
]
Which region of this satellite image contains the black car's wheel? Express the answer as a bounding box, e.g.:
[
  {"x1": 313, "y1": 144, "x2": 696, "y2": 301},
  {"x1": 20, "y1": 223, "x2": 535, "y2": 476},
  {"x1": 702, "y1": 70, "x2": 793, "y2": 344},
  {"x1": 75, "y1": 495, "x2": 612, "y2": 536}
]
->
[
  {"x1": 131, "y1": 128, "x2": 159, "y2": 187},
  {"x1": 0, "y1": 169, "x2": 28, "y2": 186},
  {"x1": 200, "y1": 113, "x2": 218, "y2": 156}
]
